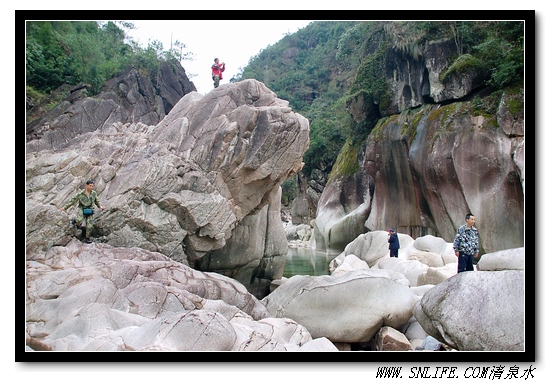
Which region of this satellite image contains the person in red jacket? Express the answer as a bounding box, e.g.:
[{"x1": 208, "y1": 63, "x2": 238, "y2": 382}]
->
[{"x1": 211, "y1": 58, "x2": 226, "y2": 88}]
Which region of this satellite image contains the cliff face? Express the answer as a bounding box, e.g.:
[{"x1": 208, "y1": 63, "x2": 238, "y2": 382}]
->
[
  {"x1": 26, "y1": 60, "x2": 196, "y2": 153},
  {"x1": 26, "y1": 63, "x2": 309, "y2": 299},
  {"x1": 314, "y1": 39, "x2": 524, "y2": 254}
]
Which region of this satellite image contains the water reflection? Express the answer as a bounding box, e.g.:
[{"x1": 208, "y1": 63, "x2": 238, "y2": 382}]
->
[{"x1": 283, "y1": 247, "x2": 340, "y2": 278}]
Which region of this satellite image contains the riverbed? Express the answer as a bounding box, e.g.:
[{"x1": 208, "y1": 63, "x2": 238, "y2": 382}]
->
[{"x1": 283, "y1": 246, "x2": 340, "y2": 278}]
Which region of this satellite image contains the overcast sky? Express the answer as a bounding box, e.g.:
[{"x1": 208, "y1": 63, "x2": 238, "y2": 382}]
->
[{"x1": 125, "y1": 20, "x2": 314, "y2": 94}]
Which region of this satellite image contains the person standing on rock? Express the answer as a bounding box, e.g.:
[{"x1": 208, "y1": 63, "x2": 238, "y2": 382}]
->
[
  {"x1": 60, "y1": 179, "x2": 105, "y2": 243},
  {"x1": 453, "y1": 213, "x2": 480, "y2": 273},
  {"x1": 388, "y1": 228, "x2": 400, "y2": 258},
  {"x1": 211, "y1": 58, "x2": 225, "y2": 88}
]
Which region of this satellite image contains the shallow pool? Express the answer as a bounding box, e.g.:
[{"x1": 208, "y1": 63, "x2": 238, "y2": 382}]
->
[{"x1": 283, "y1": 247, "x2": 340, "y2": 278}]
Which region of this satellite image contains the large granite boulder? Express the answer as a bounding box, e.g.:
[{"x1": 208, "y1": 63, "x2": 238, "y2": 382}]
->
[
  {"x1": 26, "y1": 79, "x2": 310, "y2": 298},
  {"x1": 476, "y1": 247, "x2": 525, "y2": 271},
  {"x1": 262, "y1": 269, "x2": 419, "y2": 343},
  {"x1": 331, "y1": 230, "x2": 408, "y2": 267},
  {"x1": 413, "y1": 270, "x2": 525, "y2": 351}
]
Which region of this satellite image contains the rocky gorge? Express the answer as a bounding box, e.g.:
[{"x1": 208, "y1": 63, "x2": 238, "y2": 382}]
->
[
  {"x1": 308, "y1": 37, "x2": 524, "y2": 256},
  {"x1": 25, "y1": 32, "x2": 526, "y2": 355}
]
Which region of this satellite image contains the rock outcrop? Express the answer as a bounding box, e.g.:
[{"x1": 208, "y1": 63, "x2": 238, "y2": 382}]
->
[
  {"x1": 314, "y1": 37, "x2": 524, "y2": 255},
  {"x1": 26, "y1": 240, "x2": 337, "y2": 351},
  {"x1": 26, "y1": 79, "x2": 310, "y2": 299},
  {"x1": 26, "y1": 61, "x2": 196, "y2": 153}
]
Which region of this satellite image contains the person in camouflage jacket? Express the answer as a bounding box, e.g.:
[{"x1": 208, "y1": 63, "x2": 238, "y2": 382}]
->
[
  {"x1": 60, "y1": 179, "x2": 105, "y2": 243},
  {"x1": 453, "y1": 213, "x2": 480, "y2": 273}
]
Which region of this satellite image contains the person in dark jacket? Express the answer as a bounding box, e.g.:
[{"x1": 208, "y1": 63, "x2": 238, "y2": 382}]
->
[
  {"x1": 211, "y1": 58, "x2": 226, "y2": 88},
  {"x1": 453, "y1": 213, "x2": 480, "y2": 273},
  {"x1": 388, "y1": 228, "x2": 400, "y2": 258},
  {"x1": 60, "y1": 179, "x2": 105, "y2": 243}
]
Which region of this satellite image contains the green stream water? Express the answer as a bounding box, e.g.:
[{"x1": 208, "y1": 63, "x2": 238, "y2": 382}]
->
[{"x1": 282, "y1": 247, "x2": 340, "y2": 278}]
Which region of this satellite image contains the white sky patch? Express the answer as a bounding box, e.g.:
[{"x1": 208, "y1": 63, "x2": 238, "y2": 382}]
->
[{"x1": 125, "y1": 20, "x2": 314, "y2": 94}]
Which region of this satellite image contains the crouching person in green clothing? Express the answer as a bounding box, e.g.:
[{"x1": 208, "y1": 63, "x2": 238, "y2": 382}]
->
[{"x1": 60, "y1": 179, "x2": 105, "y2": 243}]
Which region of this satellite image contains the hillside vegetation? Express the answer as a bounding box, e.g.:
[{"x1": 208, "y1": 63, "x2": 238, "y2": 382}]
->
[
  {"x1": 26, "y1": 20, "x2": 524, "y2": 204},
  {"x1": 26, "y1": 21, "x2": 191, "y2": 106},
  {"x1": 233, "y1": 21, "x2": 524, "y2": 199}
]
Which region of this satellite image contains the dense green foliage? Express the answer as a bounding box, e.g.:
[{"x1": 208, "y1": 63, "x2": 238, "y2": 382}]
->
[
  {"x1": 234, "y1": 20, "x2": 524, "y2": 184},
  {"x1": 235, "y1": 21, "x2": 360, "y2": 177},
  {"x1": 26, "y1": 21, "x2": 191, "y2": 96}
]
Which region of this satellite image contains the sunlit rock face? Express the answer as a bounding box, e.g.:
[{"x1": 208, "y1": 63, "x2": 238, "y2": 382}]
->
[
  {"x1": 315, "y1": 38, "x2": 524, "y2": 254},
  {"x1": 26, "y1": 79, "x2": 310, "y2": 299}
]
